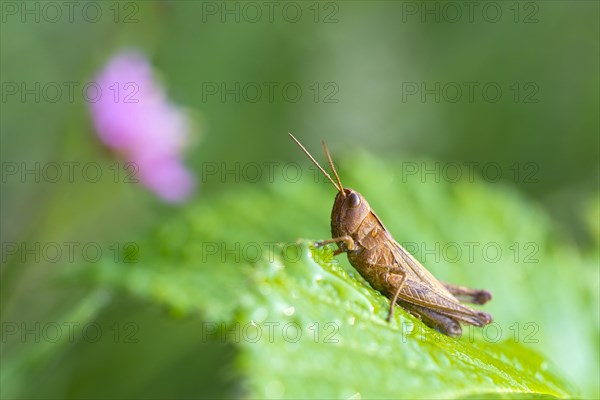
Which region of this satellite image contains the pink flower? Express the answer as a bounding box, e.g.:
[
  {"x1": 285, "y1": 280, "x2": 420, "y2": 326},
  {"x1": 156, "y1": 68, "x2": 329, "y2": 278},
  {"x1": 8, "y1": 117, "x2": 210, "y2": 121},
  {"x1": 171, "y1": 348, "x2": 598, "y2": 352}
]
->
[{"x1": 90, "y1": 50, "x2": 195, "y2": 203}]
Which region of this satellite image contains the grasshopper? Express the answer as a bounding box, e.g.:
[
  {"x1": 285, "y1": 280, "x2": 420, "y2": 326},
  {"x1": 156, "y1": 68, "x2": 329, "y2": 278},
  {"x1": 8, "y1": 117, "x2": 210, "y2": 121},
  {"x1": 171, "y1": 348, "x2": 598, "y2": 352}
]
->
[{"x1": 289, "y1": 133, "x2": 492, "y2": 337}]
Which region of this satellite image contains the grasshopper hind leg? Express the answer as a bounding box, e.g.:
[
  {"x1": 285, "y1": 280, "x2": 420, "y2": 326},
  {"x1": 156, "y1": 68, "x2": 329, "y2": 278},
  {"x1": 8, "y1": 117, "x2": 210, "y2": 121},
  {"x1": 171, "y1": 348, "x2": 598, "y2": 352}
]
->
[
  {"x1": 386, "y1": 272, "x2": 407, "y2": 322},
  {"x1": 442, "y1": 282, "x2": 492, "y2": 305},
  {"x1": 399, "y1": 301, "x2": 463, "y2": 337}
]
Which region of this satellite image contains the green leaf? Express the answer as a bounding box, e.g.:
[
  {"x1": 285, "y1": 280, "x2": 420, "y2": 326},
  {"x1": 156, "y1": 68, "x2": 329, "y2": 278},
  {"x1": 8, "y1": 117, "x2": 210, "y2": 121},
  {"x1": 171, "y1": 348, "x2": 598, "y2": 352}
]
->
[{"x1": 79, "y1": 153, "x2": 592, "y2": 398}]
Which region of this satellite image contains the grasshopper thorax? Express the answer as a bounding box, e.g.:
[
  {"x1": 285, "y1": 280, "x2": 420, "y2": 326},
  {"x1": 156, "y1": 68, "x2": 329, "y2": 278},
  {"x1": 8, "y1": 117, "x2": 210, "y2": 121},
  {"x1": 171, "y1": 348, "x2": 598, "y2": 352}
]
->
[{"x1": 331, "y1": 188, "x2": 371, "y2": 238}]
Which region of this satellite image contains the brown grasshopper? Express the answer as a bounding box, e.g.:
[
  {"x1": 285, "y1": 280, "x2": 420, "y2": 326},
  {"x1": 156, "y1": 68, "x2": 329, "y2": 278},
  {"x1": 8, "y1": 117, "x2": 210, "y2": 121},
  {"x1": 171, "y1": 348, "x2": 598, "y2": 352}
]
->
[{"x1": 289, "y1": 133, "x2": 492, "y2": 337}]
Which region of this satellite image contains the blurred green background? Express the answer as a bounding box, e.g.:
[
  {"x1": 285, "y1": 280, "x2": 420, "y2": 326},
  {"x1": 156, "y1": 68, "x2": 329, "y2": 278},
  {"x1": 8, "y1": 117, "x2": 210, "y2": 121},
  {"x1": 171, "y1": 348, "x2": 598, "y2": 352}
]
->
[{"x1": 1, "y1": 1, "x2": 598, "y2": 399}]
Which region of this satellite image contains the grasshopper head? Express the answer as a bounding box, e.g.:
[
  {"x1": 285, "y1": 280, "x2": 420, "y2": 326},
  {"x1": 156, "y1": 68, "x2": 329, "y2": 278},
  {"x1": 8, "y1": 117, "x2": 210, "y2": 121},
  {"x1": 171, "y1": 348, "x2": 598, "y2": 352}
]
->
[{"x1": 331, "y1": 188, "x2": 370, "y2": 237}]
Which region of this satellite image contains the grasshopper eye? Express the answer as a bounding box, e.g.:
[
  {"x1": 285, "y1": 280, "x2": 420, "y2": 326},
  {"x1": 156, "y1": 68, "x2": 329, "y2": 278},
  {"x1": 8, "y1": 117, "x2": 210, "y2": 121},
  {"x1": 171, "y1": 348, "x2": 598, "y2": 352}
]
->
[{"x1": 348, "y1": 192, "x2": 361, "y2": 208}]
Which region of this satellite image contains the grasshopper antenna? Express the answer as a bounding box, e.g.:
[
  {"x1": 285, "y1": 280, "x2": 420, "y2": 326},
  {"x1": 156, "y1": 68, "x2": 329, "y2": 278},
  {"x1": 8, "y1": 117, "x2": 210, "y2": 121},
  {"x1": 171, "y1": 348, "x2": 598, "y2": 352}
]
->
[
  {"x1": 288, "y1": 133, "x2": 342, "y2": 193},
  {"x1": 321, "y1": 140, "x2": 344, "y2": 197}
]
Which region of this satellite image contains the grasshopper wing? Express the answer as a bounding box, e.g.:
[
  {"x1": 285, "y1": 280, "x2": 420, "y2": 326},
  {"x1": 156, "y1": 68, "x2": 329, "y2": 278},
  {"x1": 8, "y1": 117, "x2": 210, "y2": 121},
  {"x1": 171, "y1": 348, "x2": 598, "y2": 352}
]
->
[{"x1": 386, "y1": 240, "x2": 491, "y2": 326}]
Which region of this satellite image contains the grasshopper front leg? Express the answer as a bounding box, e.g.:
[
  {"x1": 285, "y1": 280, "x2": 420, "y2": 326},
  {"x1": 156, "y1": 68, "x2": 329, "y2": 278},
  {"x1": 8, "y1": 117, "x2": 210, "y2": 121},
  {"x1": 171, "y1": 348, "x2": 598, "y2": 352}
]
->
[
  {"x1": 315, "y1": 235, "x2": 355, "y2": 256},
  {"x1": 315, "y1": 238, "x2": 409, "y2": 322}
]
